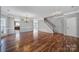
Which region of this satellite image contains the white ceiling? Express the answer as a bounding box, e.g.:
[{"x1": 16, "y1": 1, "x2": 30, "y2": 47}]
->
[{"x1": 1, "y1": 6, "x2": 79, "y2": 18}]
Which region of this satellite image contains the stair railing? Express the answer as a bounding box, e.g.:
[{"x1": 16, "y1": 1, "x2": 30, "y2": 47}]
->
[{"x1": 44, "y1": 18, "x2": 57, "y2": 33}]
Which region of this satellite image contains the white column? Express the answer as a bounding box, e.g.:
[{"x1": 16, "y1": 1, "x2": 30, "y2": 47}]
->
[{"x1": 33, "y1": 19, "x2": 38, "y2": 40}]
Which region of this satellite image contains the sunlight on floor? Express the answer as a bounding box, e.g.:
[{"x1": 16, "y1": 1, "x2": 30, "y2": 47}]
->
[{"x1": 1, "y1": 39, "x2": 6, "y2": 52}]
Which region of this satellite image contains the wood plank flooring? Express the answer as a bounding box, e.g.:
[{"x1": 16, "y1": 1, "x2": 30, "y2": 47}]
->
[{"x1": 0, "y1": 31, "x2": 79, "y2": 52}]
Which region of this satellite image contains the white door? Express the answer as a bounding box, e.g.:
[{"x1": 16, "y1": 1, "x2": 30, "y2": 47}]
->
[{"x1": 66, "y1": 17, "x2": 77, "y2": 37}]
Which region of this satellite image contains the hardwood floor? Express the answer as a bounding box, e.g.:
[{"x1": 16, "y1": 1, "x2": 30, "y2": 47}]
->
[{"x1": 0, "y1": 31, "x2": 79, "y2": 52}]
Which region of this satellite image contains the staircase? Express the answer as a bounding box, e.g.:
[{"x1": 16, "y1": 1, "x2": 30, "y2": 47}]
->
[{"x1": 44, "y1": 18, "x2": 57, "y2": 33}]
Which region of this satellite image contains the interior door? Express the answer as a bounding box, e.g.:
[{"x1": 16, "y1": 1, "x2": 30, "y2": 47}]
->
[{"x1": 66, "y1": 17, "x2": 77, "y2": 37}]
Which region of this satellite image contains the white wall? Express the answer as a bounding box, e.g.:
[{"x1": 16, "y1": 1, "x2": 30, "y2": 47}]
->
[
  {"x1": 64, "y1": 17, "x2": 77, "y2": 37},
  {"x1": 77, "y1": 13, "x2": 79, "y2": 37},
  {"x1": 0, "y1": 6, "x2": 1, "y2": 51},
  {"x1": 63, "y1": 13, "x2": 79, "y2": 37}
]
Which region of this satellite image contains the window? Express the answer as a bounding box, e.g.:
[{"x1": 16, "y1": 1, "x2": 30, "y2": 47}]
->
[{"x1": 1, "y1": 17, "x2": 7, "y2": 34}]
